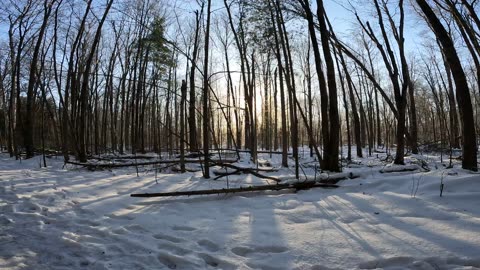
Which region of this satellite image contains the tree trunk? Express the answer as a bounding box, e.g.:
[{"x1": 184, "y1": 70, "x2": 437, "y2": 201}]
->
[
  {"x1": 24, "y1": 1, "x2": 54, "y2": 159},
  {"x1": 416, "y1": 0, "x2": 477, "y2": 170},
  {"x1": 203, "y1": 0, "x2": 212, "y2": 178}
]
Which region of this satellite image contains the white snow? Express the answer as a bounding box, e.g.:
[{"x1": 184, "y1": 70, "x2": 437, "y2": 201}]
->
[{"x1": 1, "y1": 152, "x2": 480, "y2": 269}]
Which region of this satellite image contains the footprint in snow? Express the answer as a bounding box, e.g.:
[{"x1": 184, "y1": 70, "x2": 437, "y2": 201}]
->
[
  {"x1": 0, "y1": 202, "x2": 14, "y2": 213},
  {"x1": 122, "y1": 242, "x2": 151, "y2": 255},
  {"x1": 31, "y1": 193, "x2": 49, "y2": 200},
  {"x1": 197, "y1": 239, "x2": 220, "y2": 252},
  {"x1": 158, "y1": 251, "x2": 199, "y2": 269},
  {"x1": 231, "y1": 245, "x2": 288, "y2": 257},
  {"x1": 285, "y1": 214, "x2": 313, "y2": 224},
  {"x1": 78, "y1": 260, "x2": 91, "y2": 267},
  {"x1": 116, "y1": 189, "x2": 130, "y2": 195},
  {"x1": 73, "y1": 207, "x2": 94, "y2": 216},
  {"x1": 339, "y1": 216, "x2": 362, "y2": 224},
  {"x1": 105, "y1": 213, "x2": 135, "y2": 220},
  {"x1": 0, "y1": 215, "x2": 13, "y2": 225},
  {"x1": 124, "y1": 224, "x2": 149, "y2": 233},
  {"x1": 106, "y1": 244, "x2": 125, "y2": 254},
  {"x1": 44, "y1": 196, "x2": 56, "y2": 205},
  {"x1": 255, "y1": 246, "x2": 288, "y2": 253},
  {"x1": 76, "y1": 219, "x2": 101, "y2": 227},
  {"x1": 153, "y1": 233, "x2": 184, "y2": 243},
  {"x1": 112, "y1": 227, "x2": 129, "y2": 235},
  {"x1": 172, "y1": 225, "x2": 196, "y2": 231},
  {"x1": 54, "y1": 191, "x2": 66, "y2": 199},
  {"x1": 14, "y1": 201, "x2": 41, "y2": 213},
  {"x1": 231, "y1": 246, "x2": 254, "y2": 257},
  {"x1": 246, "y1": 262, "x2": 281, "y2": 270},
  {"x1": 311, "y1": 265, "x2": 337, "y2": 270},
  {"x1": 198, "y1": 252, "x2": 236, "y2": 270},
  {"x1": 22, "y1": 170, "x2": 32, "y2": 177},
  {"x1": 157, "y1": 242, "x2": 191, "y2": 256},
  {"x1": 274, "y1": 199, "x2": 301, "y2": 210}
]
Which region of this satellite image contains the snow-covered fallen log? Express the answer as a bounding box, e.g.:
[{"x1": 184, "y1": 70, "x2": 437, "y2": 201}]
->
[{"x1": 380, "y1": 164, "x2": 421, "y2": 173}]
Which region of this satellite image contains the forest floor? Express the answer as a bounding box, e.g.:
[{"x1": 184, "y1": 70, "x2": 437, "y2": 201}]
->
[{"x1": 1, "y1": 150, "x2": 480, "y2": 269}]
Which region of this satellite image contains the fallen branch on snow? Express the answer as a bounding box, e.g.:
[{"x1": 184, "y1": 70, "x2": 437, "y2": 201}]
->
[
  {"x1": 130, "y1": 181, "x2": 339, "y2": 198},
  {"x1": 380, "y1": 164, "x2": 421, "y2": 173},
  {"x1": 66, "y1": 159, "x2": 238, "y2": 170},
  {"x1": 212, "y1": 163, "x2": 280, "y2": 182}
]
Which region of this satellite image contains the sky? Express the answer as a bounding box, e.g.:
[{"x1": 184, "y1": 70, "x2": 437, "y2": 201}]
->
[
  {"x1": 0, "y1": 0, "x2": 429, "y2": 57},
  {"x1": 0, "y1": 0, "x2": 436, "y2": 96},
  {"x1": 323, "y1": 0, "x2": 426, "y2": 54}
]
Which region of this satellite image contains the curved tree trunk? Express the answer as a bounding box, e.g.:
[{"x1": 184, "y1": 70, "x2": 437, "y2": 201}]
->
[{"x1": 416, "y1": 0, "x2": 477, "y2": 171}]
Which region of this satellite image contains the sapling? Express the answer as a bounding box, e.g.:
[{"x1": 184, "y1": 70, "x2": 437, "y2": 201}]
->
[
  {"x1": 134, "y1": 151, "x2": 139, "y2": 177},
  {"x1": 410, "y1": 174, "x2": 415, "y2": 198},
  {"x1": 440, "y1": 171, "x2": 445, "y2": 197},
  {"x1": 299, "y1": 164, "x2": 308, "y2": 182},
  {"x1": 413, "y1": 173, "x2": 423, "y2": 198},
  {"x1": 155, "y1": 165, "x2": 158, "y2": 184},
  {"x1": 440, "y1": 180, "x2": 444, "y2": 197},
  {"x1": 410, "y1": 173, "x2": 423, "y2": 198}
]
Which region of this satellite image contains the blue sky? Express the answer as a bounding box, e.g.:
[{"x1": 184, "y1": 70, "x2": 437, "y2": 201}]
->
[{"x1": 322, "y1": 0, "x2": 426, "y2": 54}]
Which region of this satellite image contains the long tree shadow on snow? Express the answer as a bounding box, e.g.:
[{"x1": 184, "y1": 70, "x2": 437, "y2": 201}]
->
[
  {"x1": 313, "y1": 191, "x2": 480, "y2": 264},
  {"x1": 130, "y1": 174, "x2": 293, "y2": 269}
]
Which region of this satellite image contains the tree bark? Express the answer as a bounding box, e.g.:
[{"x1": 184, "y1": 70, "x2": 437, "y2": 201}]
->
[{"x1": 202, "y1": 0, "x2": 212, "y2": 178}]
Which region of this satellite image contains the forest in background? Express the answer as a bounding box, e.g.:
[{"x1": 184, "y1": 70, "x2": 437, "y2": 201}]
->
[{"x1": 0, "y1": 0, "x2": 479, "y2": 176}]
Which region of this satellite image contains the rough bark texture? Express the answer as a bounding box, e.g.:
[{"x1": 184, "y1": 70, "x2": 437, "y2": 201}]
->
[{"x1": 202, "y1": 0, "x2": 212, "y2": 178}]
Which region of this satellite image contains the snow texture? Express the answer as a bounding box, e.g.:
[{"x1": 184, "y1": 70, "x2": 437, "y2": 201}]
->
[{"x1": 1, "y1": 152, "x2": 480, "y2": 269}]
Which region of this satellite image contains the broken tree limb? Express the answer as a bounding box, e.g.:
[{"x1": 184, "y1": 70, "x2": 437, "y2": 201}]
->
[
  {"x1": 130, "y1": 181, "x2": 339, "y2": 198},
  {"x1": 66, "y1": 159, "x2": 238, "y2": 170},
  {"x1": 89, "y1": 155, "x2": 157, "y2": 160},
  {"x1": 212, "y1": 163, "x2": 278, "y2": 172},
  {"x1": 311, "y1": 172, "x2": 360, "y2": 183},
  {"x1": 380, "y1": 164, "x2": 421, "y2": 173},
  {"x1": 212, "y1": 168, "x2": 278, "y2": 181},
  {"x1": 212, "y1": 163, "x2": 280, "y2": 182},
  {"x1": 213, "y1": 169, "x2": 241, "y2": 179}
]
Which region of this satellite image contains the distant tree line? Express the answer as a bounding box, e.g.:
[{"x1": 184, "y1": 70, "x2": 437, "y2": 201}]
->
[{"x1": 0, "y1": 0, "x2": 478, "y2": 175}]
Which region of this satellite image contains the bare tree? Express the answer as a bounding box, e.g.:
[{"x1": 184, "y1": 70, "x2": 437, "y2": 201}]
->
[{"x1": 415, "y1": 0, "x2": 477, "y2": 171}]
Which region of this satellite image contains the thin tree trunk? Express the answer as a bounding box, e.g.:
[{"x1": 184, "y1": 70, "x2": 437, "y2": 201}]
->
[{"x1": 203, "y1": 0, "x2": 212, "y2": 178}]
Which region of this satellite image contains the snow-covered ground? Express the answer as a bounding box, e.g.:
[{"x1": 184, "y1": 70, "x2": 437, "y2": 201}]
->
[{"x1": 1, "y1": 152, "x2": 480, "y2": 269}]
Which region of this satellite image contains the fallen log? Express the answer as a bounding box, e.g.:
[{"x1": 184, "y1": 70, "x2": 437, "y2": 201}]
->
[
  {"x1": 66, "y1": 158, "x2": 238, "y2": 170},
  {"x1": 380, "y1": 164, "x2": 421, "y2": 173},
  {"x1": 171, "y1": 165, "x2": 202, "y2": 173},
  {"x1": 212, "y1": 169, "x2": 241, "y2": 179},
  {"x1": 199, "y1": 148, "x2": 289, "y2": 155},
  {"x1": 90, "y1": 155, "x2": 157, "y2": 161},
  {"x1": 213, "y1": 163, "x2": 280, "y2": 182},
  {"x1": 304, "y1": 172, "x2": 359, "y2": 184},
  {"x1": 130, "y1": 181, "x2": 339, "y2": 198},
  {"x1": 213, "y1": 162, "x2": 278, "y2": 172}
]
